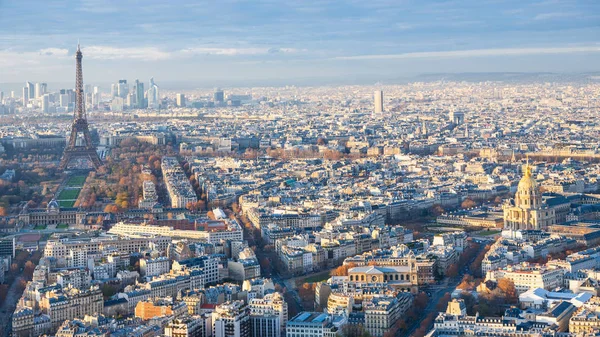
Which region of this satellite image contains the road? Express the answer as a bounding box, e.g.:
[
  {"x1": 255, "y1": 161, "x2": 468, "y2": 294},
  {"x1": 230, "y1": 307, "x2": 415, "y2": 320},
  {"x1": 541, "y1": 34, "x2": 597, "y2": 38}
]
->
[
  {"x1": 400, "y1": 242, "x2": 489, "y2": 337},
  {"x1": 0, "y1": 276, "x2": 24, "y2": 337},
  {"x1": 400, "y1": 276, "x2": 461, "y2": 337}
]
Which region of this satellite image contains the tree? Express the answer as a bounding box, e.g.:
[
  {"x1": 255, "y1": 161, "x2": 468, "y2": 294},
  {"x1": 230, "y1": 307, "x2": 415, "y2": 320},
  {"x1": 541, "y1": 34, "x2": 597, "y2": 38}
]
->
[
  {"x1": 461, "y1": 198, "x2": 477, "y2": 209},
  {"x1": 457, "y1": 274, "x2": 475, "y2": 290},
  {"x1": 497, "y1": 278, "x2": 518, "y2": 303},
  {"x1": 414, "y1": 292, "x2": 429, "y2": 311},
  {"x1": 330, "y1": 263, "x2": 357, "y2": 276},
  {"x1": 342, "y1": 324, "x2": 370, "y2": 337},
  {"x1": 0, "y1": 206, "x2": 6, "y2": 216},
  {"x1": 430, "y1": 204, "x2": 445, "y2": 216},
  {"x1": 459, "y1": 292, "x2": 477, "y2": 315},
  {"x1": 446, "y1": 263, "x2": 459, "y2": 277},
  {"x1": 436, "y1": 292, "x2": 452, "y2": 312},
  {"x1": 23, "y1": 261, "x2": 35, "y2": 281}
]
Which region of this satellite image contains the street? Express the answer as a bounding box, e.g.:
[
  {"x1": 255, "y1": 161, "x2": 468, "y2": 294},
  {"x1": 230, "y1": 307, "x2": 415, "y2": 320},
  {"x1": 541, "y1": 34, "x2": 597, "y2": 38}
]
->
[{"x1": 0, "y1": 276, "x2": 24, "y2": 337}]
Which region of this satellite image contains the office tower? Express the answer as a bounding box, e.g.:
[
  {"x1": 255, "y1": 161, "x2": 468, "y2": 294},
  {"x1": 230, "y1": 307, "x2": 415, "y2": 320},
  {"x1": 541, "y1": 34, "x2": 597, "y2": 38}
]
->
[
  {"x1": 35, "y1": 82, "x2": 47, "y2": 99},
  {"x1": 26, "y1": 82, "x2": 35, "y2": 100},
  {"x1": 11, "y1": 91, "x2": 15, "y2": 98},
  {"x1": 41, "y1": 94, "x2": 49, "y2": 113},
  {"x1": 374, "y1": 90, "x2": 383, "y2": 113},
  {"x1": 126, "y1": 92, "x2": 134, "y2": 108},
  {"x1": 147, "y1": 77, "x2": 159, "y2": 109},
  {"x1": 22, "y1": 87, "x2": 29, "y2": 106},
  {"x1": 84, "y1": 84, "x2": 92, "y2": 94},
  {"x1": 176, "y1": 93, "x2": 185, "y2": 107},
  {"x1": 117, "y1": 79, "x2": 128, "y2": 98},
  {"x1": 60, "y1": 94, "x2": 69, "y2": 107},
  {"x1": 134, "y1": 80, "x2": 145, "y2": 108},
  {"x1": 214, "y1": 89, "x2": 224, "y2": 104},
  {"x1": 111, "y1": 83, "x2": 118, "y2": 98},
  {"x1": 0, "y1": 92, "x2": 3, "y2": 102},
  {"x1": 92, "y1": 86, "x2": 100, "y2": 107}
]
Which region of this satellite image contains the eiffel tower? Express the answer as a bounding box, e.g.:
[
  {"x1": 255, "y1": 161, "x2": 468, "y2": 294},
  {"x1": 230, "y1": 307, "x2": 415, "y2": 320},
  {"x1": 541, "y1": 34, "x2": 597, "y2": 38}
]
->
[{"x1": 59, "y1": 44, "x2": 102, "y2": 170}]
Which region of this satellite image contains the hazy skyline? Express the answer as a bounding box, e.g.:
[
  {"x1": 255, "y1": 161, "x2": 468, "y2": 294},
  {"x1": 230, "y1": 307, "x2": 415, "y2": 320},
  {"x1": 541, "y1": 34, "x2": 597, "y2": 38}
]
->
[{"x1": 1, "y1": 0, "x2": 599, "y2": 84}]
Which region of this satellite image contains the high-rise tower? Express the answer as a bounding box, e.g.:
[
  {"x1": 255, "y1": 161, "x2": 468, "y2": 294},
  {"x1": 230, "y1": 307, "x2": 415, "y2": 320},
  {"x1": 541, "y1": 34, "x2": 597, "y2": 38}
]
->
[
  {"x1": 374, "y1": 90, "x2": 383, "y2": 113},
  {"x1": 59, "y1": 44, "x2": 102, "y2": 170}
]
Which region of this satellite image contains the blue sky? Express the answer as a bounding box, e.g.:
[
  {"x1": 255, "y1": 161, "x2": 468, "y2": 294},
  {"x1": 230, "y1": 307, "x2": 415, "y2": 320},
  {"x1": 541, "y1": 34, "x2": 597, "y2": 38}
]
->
[{"x1": 0, "y1": 0, "x2": 599, "y2": 85}]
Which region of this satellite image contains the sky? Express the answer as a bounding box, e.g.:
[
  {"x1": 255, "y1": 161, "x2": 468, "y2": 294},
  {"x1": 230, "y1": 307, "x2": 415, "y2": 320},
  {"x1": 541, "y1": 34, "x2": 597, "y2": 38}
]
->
[{"x1": 0, "y1": 0, "x2": 599, "y2": 86}]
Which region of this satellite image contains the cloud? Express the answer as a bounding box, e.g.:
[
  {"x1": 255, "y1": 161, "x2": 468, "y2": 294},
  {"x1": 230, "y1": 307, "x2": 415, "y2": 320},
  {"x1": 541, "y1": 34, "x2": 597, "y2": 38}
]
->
[
  {"x1": 38, "y1": 48, "x2": 69, "y2": 57},
  {"x1": 334, "y1": 46, "x2": 600, "y2": 60},
  {"x1": 178, "y1": 47, "x2": 270, "y2": 56},
  {"x1": 82, "y1": 46, "x2": 171, "y2": 61},
  {"x1": 533, "y1": 12, "x2": 578, "y2": 20},
  {"x1": 77, "y1": 45, "x2": 304, "y2": 61}
]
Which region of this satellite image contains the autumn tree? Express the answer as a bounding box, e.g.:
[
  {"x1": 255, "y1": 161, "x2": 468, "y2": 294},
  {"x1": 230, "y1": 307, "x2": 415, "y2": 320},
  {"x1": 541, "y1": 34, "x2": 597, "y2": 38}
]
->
[
  {"x1": 414, "y1": 292, "x2": 429, "y2": 311},
  {"x1": 342, "y1": 324, "x2": 371, "y2": 337},
  {"x1": 436, "y1": 292, "x2": 452, "y2": 312},
  {"x1": 457, "y1": 274, "x2": 476, "y2": 291},
  {"x1": 23, "y1": 261, "x2": 36, "y2": 281},
  {"x1": 497, "y1": 278, "x2": 518, "y2": 303},
  {"x1": 461, "y1": 198, "x2": 477, "y2": 209},
  {"x1": 330, "y1": 263, "x2": 357, "y2": 276},
  {"x1": 430, "y1": 204, "x2": 445, "y2": 216},
  {"x1": 446, "y1": 263, "x2": 459, "y2": 277}
]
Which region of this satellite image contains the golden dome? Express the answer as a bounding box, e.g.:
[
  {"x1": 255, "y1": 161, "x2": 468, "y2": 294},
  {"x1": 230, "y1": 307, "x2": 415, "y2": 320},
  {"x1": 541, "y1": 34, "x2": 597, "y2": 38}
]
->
[{"x1": 517, "y1": 164, "x2": 537, "y2": 192}]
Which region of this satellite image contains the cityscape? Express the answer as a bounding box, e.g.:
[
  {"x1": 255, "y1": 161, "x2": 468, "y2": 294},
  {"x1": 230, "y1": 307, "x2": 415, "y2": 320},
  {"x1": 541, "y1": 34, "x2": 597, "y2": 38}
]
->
[{"x1": 1, "y1": 1, "x2": 600, "y2": 337}]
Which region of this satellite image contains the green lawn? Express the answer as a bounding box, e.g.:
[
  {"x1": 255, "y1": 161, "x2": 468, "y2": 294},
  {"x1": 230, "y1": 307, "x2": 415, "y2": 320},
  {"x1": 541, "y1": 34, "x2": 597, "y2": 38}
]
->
[
  {"x1": 65, "y1": 175, "x2": 87, "y2": 187},
  {"x1": 58, "y1": 200, "x2": 76, "y2": 208},
  {"x1": 299, "y1": 271, "x2": 331, "y2": 284},
  {"x1": 57, "y1": 188, "x2": 80, "y2": 200},
  {"x1": 477, "y1": 230, "x2": 501, "y2": 236},
  {"x1": 33, "y1": 225, "x2": 46, "y2": 230},
  {"x1": 56, "y1": 223, "x2": 69, "y2": 229}
]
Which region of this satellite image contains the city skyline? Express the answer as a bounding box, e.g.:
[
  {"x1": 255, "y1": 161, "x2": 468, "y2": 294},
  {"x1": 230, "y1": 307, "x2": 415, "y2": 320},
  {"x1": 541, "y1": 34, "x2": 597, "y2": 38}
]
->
[{"x1": 1, "y1": 0, "x2": 599, "y2": 84}]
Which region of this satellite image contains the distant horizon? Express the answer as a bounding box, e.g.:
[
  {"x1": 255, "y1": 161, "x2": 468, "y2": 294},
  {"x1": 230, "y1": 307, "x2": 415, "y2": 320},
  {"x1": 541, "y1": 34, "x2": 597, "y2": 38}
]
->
[{"x1": 1, "y1": 71, "x2": 599, "y2": 93}]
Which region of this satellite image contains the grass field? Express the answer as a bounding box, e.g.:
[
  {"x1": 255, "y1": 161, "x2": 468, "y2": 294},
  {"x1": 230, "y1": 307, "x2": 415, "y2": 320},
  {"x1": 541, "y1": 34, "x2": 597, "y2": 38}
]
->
[
  {"x1": 56, "y1": 223, "x2": 69, "y2": 229},
  {"x1": 33, "y1": 225, "x2": 47, "y2": 230},
  {"x1": 58, "y1": 200, "x2": 76, "y2": 208},
  {"x1": 65, "y1": 175, "x2": 87, "y2": 187},
  {"x1": 476, "y1": 230, "x2": 501, "y2": 236},
  {"x1": 57, "y1": 189, "x2": 80, "y2": 200},
  {"x1": 297, "y1": 271, "x2": 331, "y2": 285}
]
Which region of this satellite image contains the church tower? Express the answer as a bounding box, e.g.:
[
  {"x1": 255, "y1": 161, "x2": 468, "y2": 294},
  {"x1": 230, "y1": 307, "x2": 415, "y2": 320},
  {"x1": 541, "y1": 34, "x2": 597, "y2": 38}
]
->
[{"x1": 503, "y1": 163, "x2": 555, "y2": 231}]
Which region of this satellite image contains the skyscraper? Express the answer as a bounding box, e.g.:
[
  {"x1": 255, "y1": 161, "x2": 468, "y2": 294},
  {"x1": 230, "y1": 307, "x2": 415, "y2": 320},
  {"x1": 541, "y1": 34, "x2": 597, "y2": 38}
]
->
[
  {"x1": 22, "y1": 87, "x2": 28, "y2": 106},
  {"x1": 26, "y1": 82, "x2": 34, "y2": 101},
  {"x1": 111, "y1": 83, "x2": 118, "y2": 98},
  {"x1": 176, "y1": 93, "x2": 185, "y2": 107},
  {"x1": 35, "y1": 82, "x2": 47, "y2": 99},
  {"x1": 92, "y1": 86, "x2": 100, "y2": 108},
  {"x1": 147, "y1": 77, "x2": 159, "y2": 109},
  {"x1": 41, "y1": 94, "x2": 49, "y2": 113},
  {"x1": 117, "y1": 80, "x2": 128, "y2": 98},
  {"x1": 214, "y1": 88, "x2": 224, "y2": 104},
  {"x1": 134, "y1": 80, "x2": 145, "y2": 108},
  {"x1": 374, "y1": 90, "x2": 383, "y2": 113}
]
